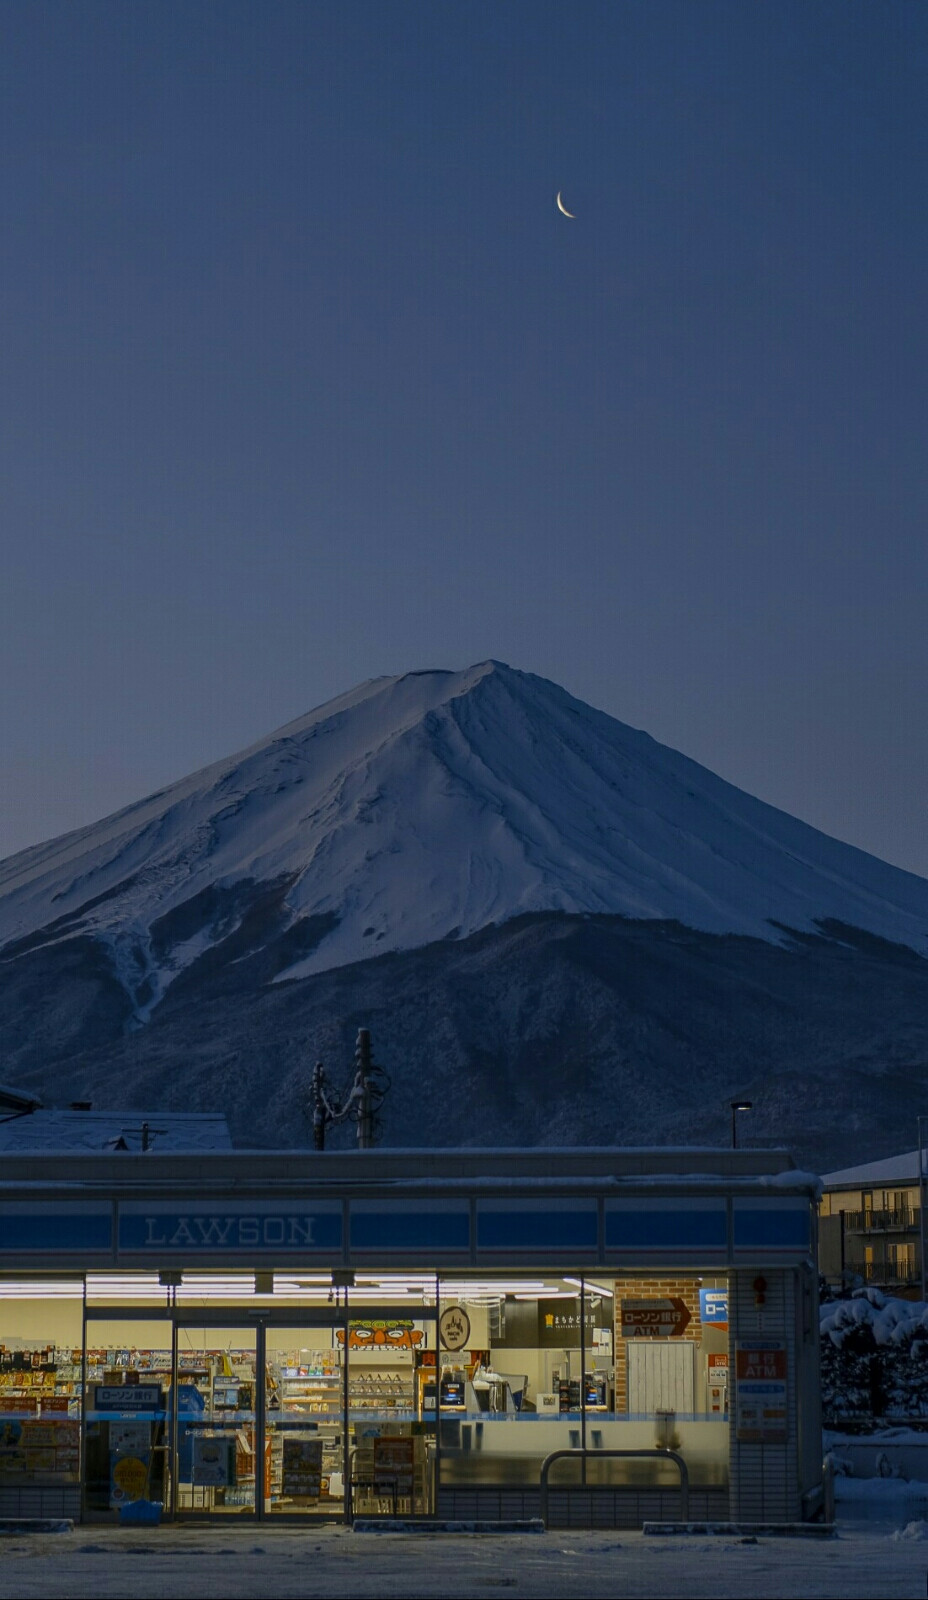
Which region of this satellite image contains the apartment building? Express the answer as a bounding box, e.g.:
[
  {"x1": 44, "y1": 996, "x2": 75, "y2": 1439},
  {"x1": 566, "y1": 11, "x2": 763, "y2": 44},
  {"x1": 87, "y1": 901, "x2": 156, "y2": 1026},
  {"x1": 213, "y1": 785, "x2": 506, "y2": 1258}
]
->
[{"x1": 820, "y1": 1150, "x2": 923, "y2": 1296}]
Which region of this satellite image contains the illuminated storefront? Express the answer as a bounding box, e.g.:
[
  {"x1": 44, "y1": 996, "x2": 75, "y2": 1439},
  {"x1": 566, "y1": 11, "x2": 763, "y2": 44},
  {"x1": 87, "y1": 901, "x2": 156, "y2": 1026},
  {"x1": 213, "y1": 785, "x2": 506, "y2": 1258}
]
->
[{"x1": 0, "y1": 1146, "x2": 822, "y2": 1527}]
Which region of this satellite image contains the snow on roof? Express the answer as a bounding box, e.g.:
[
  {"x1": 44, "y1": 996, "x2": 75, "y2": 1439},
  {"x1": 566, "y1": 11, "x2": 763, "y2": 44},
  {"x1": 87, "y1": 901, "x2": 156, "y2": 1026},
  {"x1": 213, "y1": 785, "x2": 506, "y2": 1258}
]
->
[
  {"x1": 0, "y1": 1083, "x2": 43, "y2": 1113},
  {"x1": 0, "y1": 1108, "x2": 232, "y2": 1153},
  {"x1": 822, "y1": 1150, "x2": 922, "y2": 1188}
]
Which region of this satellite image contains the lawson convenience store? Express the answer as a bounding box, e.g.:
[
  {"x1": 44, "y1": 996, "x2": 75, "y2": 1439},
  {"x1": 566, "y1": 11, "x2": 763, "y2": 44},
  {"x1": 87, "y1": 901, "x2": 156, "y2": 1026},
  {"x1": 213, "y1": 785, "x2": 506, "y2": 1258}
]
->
[{"x1": 0, "y1": 1145, "x2": 823, "y2": 1528}]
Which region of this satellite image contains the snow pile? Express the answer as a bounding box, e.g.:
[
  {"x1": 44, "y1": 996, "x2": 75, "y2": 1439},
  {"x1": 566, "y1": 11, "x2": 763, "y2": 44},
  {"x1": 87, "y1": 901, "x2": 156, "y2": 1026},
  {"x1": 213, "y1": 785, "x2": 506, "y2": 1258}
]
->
[
  {"x1": 821, "y1": 1288, "x2": 928, "y2": 1350},
  {"x1": 834, "y1": 1478, "x2": 928, "y2": 1530},
  {"x1": 836, "y1": 1478, "x2": 928, "y2": 1501},
  {"x1": 892, "y1": 1519, "x2": 928, "y2": 1540},
  {"x1": 3, "y1": 660, "x2": 928, "y2": 1014}
]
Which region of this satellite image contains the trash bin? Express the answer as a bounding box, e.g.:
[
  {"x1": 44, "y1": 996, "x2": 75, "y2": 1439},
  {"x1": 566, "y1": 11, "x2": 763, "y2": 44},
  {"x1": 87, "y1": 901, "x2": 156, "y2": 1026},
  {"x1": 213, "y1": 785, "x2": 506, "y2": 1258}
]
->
[{"x1": 118, "y1": 1498, "x2": 163, "y2": 1525}]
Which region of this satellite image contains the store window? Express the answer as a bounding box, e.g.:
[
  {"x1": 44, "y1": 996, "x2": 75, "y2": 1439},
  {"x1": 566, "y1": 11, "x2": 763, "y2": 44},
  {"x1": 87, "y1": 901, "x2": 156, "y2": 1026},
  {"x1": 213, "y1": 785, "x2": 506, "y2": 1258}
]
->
[
  {"x1": 80, "y1": 1270, "x2": 441, "y2": 1521},
  {"x1": 601, "y1": 1271, "x2": 730, "y2": 1494},
  {"x1": 436, "y1": 1275, "x2": 584, "y2": 1492},
  {"x1": 2, "y1": 1267, "x2": 732, "y2": 1519},
  {"x1": 83, "y1": 1315, "x2": 173, "y2": 1517},
  {"x1": 344, "y1": 1272, "x2": 437, "y2": 1517},
  {"x1": 0, "y1": 1281, "x2": 84, "y2": 1510},
  {"x1": 434, "y1": 1273, "x2": 730, "y2": 1501}
]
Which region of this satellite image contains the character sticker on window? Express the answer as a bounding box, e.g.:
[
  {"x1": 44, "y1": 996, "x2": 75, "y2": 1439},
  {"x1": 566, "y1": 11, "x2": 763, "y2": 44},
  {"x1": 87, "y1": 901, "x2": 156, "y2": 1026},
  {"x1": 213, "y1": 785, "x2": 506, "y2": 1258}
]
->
[{"x1": 336, "y1": 1322, "x2": 425, "y2": 1350}]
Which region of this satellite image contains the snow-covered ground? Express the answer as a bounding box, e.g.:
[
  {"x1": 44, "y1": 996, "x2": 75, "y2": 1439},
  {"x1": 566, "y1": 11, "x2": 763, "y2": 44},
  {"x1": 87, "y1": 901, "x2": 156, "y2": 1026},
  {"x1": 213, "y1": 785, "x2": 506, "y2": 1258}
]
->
[
  {"x1": 836, "y1": 1475, "x2": 928, "y2": 1523},
  {"x1": 3, "y1": 662, "x2": 928, "y2": 1015},
  {"x1": 0, "y1": 1522, "x2": 925, "y2": 1600},
  {"x1": 4, "y1": 1405, "x2": 928, "y2": 1600}
]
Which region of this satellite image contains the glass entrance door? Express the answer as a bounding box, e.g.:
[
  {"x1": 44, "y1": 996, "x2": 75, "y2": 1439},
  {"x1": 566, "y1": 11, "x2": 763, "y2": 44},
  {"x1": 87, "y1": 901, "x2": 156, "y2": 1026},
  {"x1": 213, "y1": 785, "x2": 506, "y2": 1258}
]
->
[
  {"x1": 264, "y1": 1326, "x2": 345, "y2": 1517},
  {"x1": 173, "y1": 1323, "x2": 258, "y2": 1516},
  {"x1": 84, "y1": 1296, "x2": 438, "y2": 1521},
  {"x1": 344, "y1": 1318, "x2": 437, "y2": 1517},
  {"x1": 172, "y1": 1315, "x2": 348, "y2": 1521}
]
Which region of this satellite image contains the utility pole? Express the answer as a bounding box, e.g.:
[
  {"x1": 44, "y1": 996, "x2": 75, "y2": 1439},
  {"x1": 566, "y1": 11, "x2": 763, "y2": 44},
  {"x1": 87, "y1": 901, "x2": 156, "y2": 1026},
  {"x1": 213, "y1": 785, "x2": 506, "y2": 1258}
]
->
[
  {"x1": 356, "y1": 1028, "x2": 374, "y2": 1150},
  {"x1": 730, "y1": 1099, "x2": 752, "y2": 1150},
  {"x1": 120, "y1": 1122, "x2": 165, "y2": 1151},
  {"x1": 312, "y1": 1062, "x2": 327, "y2": 1151},
  {"x1": 310, "y1": 1029, "x2": 390, "y2": 1151}
]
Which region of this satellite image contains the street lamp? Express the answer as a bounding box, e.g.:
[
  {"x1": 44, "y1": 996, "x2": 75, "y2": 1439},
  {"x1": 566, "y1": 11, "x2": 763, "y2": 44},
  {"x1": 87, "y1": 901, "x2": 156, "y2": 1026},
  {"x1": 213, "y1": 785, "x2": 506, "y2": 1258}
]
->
[
  {"x1": 918, "y1": 1116, "x2": 927, "y2": 1303},
  {"x1": 730, "y1": 1100, "x2": 752, "y2": 1149}
]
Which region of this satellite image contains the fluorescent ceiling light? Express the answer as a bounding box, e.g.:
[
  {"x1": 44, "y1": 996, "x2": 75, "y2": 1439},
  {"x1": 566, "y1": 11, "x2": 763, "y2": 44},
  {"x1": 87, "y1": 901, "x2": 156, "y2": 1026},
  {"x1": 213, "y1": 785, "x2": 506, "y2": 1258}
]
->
[
  {"x1": 564, "y1": 1277, "x2": 614, "y2": 1297},
  {"x1": 0, "y1": 1281, "x2": 83, "y2": 1298}
]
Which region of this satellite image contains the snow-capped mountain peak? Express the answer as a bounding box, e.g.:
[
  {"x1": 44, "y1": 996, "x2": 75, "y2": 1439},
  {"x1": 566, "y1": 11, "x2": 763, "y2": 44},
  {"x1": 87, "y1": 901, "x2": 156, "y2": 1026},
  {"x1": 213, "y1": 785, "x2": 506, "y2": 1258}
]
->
[{"x1": 2, "y1": 660, "x2": 927, "y2": 1021}]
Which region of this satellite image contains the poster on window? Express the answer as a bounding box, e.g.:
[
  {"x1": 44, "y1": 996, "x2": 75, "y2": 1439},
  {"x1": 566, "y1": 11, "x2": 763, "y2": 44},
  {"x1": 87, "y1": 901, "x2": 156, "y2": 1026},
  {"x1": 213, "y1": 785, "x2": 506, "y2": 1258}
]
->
[
  {"x1": 109, "y1": 1420, "x2": 151, "y2": 1508},
  {"x1": 281, "y1": 1437, "x2": 323, "y2": 1499},
  {"x1": 192, "y1": 1434, "x2": 235, "y2": 1486},
  {"x1": 373, "y1": 1435, "x2": 415, "y2": 1493},
  {"x1": 0, "y1": 1419, "x2": 25, "y2": 1480}
]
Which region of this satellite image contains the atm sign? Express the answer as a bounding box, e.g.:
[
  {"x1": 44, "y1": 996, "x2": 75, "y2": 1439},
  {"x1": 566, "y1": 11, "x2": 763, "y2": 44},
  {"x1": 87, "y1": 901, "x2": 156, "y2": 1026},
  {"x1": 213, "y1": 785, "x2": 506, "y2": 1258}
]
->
[
  {"x1": 735, "y1": 1340, "x2": 788, "y2": 1443},
  {"x1": 735, "y1": 1344, "x2": 786, "y2": 1382}
]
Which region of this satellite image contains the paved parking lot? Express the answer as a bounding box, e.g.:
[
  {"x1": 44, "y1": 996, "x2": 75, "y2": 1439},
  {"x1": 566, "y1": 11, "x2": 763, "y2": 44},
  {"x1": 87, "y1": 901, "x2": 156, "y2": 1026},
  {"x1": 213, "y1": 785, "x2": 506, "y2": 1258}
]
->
[{"x1": 0, "y1": 1521, "x2": 926, "y2": 1599}]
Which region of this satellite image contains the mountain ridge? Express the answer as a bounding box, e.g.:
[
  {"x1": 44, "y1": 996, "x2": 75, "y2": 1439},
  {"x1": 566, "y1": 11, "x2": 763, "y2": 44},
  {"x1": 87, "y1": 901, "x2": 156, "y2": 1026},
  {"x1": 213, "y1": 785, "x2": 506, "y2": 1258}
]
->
[
  {"x1": 3, "y1": 660, "x2": 928, "y2": 1170},
  {"x1": 2, "y1": 906, "x2": 926, "y2": 1170},
  {"x1": 2, "y1": 662, "x2": 928, "y2": 1028}
]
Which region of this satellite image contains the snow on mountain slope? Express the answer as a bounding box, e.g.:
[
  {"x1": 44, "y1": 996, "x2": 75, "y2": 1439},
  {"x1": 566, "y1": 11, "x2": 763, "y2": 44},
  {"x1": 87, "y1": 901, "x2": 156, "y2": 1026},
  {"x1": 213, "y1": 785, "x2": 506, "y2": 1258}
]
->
[{"x1": 2, "y1": 661, "x2": 927, "y2": 1016}]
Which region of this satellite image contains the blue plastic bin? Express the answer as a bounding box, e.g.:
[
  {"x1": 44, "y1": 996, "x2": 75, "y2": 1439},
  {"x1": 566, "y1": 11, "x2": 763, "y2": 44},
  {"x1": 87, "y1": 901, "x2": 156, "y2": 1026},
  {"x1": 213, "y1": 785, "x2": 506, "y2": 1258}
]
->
[{"x1": 118, "y1": 1499, "x2": 163, "y2": 1525}]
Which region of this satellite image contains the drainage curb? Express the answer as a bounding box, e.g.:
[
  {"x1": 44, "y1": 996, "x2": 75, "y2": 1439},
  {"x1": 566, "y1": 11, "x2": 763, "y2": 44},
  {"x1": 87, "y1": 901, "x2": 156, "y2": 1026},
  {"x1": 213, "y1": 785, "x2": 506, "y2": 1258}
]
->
[
  {"x1": 0, "y1": 1519, "x2": 73, "y2": 1536},
  {"x1": 352, "y1": 1519, "x2": 545, "y2": 1535},
  {"x1": 643, "y1": 1521, "x2": 836, "y2": 1539}
]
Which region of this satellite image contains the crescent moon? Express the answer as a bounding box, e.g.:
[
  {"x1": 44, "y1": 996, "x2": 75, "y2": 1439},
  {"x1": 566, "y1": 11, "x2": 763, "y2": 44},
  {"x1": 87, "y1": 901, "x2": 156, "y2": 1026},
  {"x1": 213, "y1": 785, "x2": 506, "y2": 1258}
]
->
[{"x1": 556, "y1": 191, "x2": 575, "y2": 218}]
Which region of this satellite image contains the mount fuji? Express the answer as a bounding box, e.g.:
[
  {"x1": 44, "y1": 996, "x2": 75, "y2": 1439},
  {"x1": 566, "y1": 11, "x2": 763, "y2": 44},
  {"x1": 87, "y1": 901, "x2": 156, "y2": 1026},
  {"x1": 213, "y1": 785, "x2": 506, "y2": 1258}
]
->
[{"x1": 3, "y1": 661, "x2": 928, "y2": 1167}]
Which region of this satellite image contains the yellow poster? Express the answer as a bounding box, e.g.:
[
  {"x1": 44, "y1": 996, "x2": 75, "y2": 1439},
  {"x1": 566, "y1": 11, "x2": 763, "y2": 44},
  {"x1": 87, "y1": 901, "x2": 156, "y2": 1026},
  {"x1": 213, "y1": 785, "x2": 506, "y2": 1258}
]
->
[{"x1": 112, "y1": 1455, "x2": 148, "y2": 1502}]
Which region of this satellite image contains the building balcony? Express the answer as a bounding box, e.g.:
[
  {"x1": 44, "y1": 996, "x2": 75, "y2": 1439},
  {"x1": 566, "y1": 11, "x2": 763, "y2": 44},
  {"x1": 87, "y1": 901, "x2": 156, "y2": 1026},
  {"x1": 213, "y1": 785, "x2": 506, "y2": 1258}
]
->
[
  {"x1": 843, "y1": 1208, "x2": 919, "y2": 1234},
  {"x1": 846, "y1": 1256, "x2": 921, "y2": 1288}
]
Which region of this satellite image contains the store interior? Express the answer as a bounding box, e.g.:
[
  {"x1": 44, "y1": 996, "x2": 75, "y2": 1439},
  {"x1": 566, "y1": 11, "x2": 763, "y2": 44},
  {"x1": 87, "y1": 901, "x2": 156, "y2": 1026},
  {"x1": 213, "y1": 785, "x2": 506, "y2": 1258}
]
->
[{"x1": 0, "y1": 1271, "x2": 731, "y2": 1517}]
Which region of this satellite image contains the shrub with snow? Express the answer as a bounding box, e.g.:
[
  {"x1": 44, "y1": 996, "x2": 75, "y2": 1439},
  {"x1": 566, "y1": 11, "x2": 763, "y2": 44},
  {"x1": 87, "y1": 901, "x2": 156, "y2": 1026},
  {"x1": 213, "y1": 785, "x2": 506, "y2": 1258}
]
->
[{"x1": 821, "y1": 1290, "x2": 928, "y2": 1422}]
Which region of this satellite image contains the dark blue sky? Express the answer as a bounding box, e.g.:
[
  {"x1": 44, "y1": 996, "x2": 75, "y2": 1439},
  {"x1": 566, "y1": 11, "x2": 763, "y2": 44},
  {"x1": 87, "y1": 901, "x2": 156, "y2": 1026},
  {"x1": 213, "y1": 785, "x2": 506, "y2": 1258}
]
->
[{"x1": 3, "y1": 1, "x2": 928, "y2": 873}]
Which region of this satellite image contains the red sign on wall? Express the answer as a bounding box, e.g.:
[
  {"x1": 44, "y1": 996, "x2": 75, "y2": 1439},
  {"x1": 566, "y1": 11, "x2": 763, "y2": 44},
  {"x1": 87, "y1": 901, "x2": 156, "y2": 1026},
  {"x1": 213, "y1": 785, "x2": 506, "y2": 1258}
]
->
[
  {"x1": 734, "y1": 1340, "x2": 788, "y2": 1443},
  {"x1": 735, "y1": 1344, "x2": 787, "y2": 1382}
]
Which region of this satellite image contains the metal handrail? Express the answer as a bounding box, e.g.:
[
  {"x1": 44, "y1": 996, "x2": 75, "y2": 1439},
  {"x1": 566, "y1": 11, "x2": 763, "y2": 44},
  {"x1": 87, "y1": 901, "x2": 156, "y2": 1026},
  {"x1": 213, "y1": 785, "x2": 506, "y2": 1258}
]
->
[
  {"x1": 538, "y1": 1448, "x2": 690, "y2": 1527},
  {"x1": 844, "y1": 1207, "x2": 917, "y2": 1233},
  {"x1": 845, "y1": 1257, "x2": 920, "y2": 1286}
]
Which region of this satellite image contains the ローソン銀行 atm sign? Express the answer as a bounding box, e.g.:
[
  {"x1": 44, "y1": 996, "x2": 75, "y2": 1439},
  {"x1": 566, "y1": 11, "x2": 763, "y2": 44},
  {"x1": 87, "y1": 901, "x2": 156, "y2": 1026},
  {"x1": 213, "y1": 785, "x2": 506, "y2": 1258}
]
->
[{"x1": 734, "y1": 1340, "x2": 788, "y2": 1443}]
